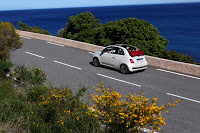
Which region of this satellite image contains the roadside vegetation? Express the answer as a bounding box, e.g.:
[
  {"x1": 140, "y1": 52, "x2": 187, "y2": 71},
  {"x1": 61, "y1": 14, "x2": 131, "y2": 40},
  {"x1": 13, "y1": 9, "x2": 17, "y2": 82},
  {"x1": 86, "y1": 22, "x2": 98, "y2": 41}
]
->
[
  {"x1": 18, "y1": 21, "x2": 50, "y2": 35},
  {"x1": 0, "y1": 67, "x2": 181, "y2": 133},
  {"x1": 57, "y1": 12, "x2": 198, "y2": 64},
  {"x1": 0, "y1": 20, "x2": 181, "y2": 132},
  {"x1": 0, "y1": 20, "x2": 181, "y2": 133}
]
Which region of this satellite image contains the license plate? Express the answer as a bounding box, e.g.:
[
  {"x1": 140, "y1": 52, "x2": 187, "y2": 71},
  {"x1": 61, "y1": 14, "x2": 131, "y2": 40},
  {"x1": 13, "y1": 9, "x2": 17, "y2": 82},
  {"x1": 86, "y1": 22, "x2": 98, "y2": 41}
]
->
[{"x1": 137, "y1": 58, "x2": 143, "y2": 62}]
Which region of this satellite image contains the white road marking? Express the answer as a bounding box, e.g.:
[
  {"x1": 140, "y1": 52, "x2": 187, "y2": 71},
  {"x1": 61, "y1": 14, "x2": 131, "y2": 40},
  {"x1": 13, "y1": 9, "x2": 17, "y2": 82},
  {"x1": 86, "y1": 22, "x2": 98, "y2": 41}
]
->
[
  {"x1": 46, "y1": 42, "x2": 64, "y2": 47},
  {"x1": 53, "y1": 60, "x2": 82, "y2": 70},
  {"x1": 20, "y1": 36, "x2": 31, "y2": 39},
  {"x1": 25, "y1": 52, "x2": 45, "y2": 59},
  {"x1": 88, "y1": 52, "x2": 94, "y2": 54},
  {"x1": 157, "y1": 69, "x2": 200, "y2": 80},
  {"x1": 97, "y1": 73, "x2": 142, "y2": 87},
  {"x1": 166, "y1": 93, "x2": 200, "y2": 104}
]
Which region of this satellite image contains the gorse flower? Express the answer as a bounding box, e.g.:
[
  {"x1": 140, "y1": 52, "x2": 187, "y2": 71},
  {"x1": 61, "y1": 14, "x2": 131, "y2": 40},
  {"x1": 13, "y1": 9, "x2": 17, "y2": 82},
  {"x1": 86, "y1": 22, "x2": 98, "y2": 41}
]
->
[{"x1": 91, "y1": 83, "x2": 181, "y2": 132}]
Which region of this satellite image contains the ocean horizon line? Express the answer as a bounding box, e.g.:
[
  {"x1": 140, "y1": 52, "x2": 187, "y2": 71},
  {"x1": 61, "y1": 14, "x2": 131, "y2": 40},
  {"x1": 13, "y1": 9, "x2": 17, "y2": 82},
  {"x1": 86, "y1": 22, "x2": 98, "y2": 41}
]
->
[{"x1": 0, "y1": 2, "x2": 200, "y2": 12}]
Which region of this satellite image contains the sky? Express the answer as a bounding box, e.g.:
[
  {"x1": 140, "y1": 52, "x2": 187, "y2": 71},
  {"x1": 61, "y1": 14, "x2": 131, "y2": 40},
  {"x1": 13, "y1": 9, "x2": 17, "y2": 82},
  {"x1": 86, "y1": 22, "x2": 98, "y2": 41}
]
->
[{"x1": 1, "y1": 0, "x2": 200, "y2": 11}]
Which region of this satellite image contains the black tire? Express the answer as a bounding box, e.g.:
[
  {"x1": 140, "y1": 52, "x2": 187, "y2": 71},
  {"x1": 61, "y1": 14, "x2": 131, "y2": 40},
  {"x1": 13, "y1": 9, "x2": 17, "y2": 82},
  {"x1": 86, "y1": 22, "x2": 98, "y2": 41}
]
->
[
  {"x1": 93, "y1": 58, "x2": 100, "y2": 67},
  {"x1": 120, "y1": 64, "x2": 129, "y2": 74}
]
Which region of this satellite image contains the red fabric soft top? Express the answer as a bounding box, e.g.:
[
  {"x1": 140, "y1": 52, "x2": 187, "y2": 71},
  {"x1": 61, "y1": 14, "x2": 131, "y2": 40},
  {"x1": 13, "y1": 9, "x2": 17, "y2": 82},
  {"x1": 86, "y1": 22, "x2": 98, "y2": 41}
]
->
[{"x1": 128, "y1": 50, "x2": 144, "y2": 57}]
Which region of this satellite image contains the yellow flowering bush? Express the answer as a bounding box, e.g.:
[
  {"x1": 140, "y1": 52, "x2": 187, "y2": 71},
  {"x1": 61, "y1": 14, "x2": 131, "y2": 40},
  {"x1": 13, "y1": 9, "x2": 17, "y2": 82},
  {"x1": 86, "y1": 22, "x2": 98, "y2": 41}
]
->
[
  {"x1": 27, "y1": 86, "x2": 48, "y2": 103},
  {"x1": 91, "y1": 82, "x2": 181, "y2": 133}
]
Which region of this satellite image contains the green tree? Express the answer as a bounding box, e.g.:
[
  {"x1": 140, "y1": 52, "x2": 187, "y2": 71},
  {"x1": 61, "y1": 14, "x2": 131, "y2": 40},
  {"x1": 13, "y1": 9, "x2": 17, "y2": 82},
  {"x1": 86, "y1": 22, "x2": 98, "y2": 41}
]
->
[
  {"x1": 0, "y1": 21, "x2": 23, "y2": 61},
  {"x1": 58, "y1": 12, "x2": 169, "y2": 57},
  {"x1": 57, "y1": 12, "x2": 196, "y2": 64},
  {"x1": 103, "y1": 18, "x2": 169, "y2": 57},
  {"x1": 59, "y1": 12, "x2": 102, "y2": 44}
]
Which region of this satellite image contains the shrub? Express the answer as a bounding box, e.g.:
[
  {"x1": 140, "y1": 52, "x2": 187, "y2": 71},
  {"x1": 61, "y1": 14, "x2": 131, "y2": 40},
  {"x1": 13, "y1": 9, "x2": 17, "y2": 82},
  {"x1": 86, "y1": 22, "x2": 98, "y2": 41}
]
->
[
  {"x1": 18, "y1": 21, "x2": 50, "y2": 35},
  {"x1": 162, "y1": 51, "x2": 195, "y2": 64},
  {"x1": 27, "y1": 86, "x2": 48, "y2": 103},
  {"x1": 0, "y1": 59, "x2": 13, "y2": 79},
  {"x1": 0, "y1": 79, "x2": 29, "y2": 133},
  {"x1": 90, "y1": 82, "x2": 181, "y2": 133},
  {"x1": 32, "y1": 26, "x2": 50, "y2": 35},
  {"x1": 56, "y1": 28, "x2": 65, "y2": 37},
  {"x1": 0, "y1": 20, "x2": 23, "y2": 60},
  {"x1": 13, "y1": 65, "x2": 46, "y2": 87},
  {"x1": 30, "y1": 87, "x2": 101, "y2": 133}
]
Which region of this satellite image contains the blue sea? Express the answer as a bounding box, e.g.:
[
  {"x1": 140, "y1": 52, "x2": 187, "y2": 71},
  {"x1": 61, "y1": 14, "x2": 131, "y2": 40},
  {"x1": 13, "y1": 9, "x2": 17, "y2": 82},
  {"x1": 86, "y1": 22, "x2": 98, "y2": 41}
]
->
[{"x1": 0, "y1": 3, "x2": 200, "y2": 63}]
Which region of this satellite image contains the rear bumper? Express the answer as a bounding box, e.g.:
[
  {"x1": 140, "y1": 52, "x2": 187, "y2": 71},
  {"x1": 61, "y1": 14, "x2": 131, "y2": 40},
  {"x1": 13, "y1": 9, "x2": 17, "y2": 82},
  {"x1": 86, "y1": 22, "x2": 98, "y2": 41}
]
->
[
  {"x1": 128, "y1": 62, "x2": 148, "y2": 72},
  {"x1": 133, "y1": 65, "x2": 148, "y2": 69}
]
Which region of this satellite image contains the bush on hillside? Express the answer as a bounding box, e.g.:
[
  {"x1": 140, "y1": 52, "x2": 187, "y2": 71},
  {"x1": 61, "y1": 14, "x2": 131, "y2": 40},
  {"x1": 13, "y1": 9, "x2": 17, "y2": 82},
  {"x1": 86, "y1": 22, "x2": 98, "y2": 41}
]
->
[
  {"x1": 13, "y1": 65, "x2": 46, "y2": 87},
  {"x1": 161, "y1": 50, "x2": 196, "y2": 64},
  {"x1": 0, "y1": 21, "x2": 23, "y2": 60},
  {"x1": 18, "y1": 21, "x2": 50, "y2": 35},
  {"x1": 0, "y1": 79, "x2": 29, "y2": 133}
]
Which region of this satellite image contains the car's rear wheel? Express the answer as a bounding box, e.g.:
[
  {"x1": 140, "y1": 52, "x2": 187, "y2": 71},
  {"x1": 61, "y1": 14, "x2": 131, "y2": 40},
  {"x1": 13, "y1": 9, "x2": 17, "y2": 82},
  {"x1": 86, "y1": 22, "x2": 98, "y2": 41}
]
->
[
  {"x1": 120, "y1": 64, "x2": 129, "y2": 74},
  {"x1": 93, "y1": 57, "x2": 100, "y2": 67}
]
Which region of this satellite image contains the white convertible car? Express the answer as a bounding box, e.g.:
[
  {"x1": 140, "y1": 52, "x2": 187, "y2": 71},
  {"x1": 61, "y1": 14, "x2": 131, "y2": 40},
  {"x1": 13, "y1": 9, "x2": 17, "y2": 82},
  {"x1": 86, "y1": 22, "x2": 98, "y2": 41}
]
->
[{"x1": 93, "y1": 44, "x2": 148, "y2": 74}]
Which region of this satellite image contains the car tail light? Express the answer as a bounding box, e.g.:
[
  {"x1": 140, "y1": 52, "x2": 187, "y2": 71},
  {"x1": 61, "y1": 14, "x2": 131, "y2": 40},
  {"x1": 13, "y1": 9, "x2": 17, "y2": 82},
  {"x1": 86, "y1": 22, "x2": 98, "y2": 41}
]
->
[{"x1": 130, "y1": 59, "x2": 134, "y2": 63}]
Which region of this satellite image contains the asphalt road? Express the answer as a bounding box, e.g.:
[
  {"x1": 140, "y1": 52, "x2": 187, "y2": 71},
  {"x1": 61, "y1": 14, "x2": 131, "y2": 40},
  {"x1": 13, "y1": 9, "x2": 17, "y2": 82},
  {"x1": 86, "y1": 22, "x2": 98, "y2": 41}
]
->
[{"x1": 11, "y1": 36, "x2": 200, "y2": 133}]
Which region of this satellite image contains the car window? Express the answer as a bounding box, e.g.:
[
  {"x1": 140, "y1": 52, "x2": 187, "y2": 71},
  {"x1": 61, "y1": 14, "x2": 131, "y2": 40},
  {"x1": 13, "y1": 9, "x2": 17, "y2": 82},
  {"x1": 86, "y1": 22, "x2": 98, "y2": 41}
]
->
[
  {"x1": 112, "y1": 47, "x2": 124, "y2": 55},
  {"x1": 103, "y1": 47, "x2": 117, "y2": 54},
  {"x1": 103, "y1": 47, "x2": 124, "y2": 55},
  {"x1": 117, "y1": 48, "x2": 124, "y2": 55}
]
